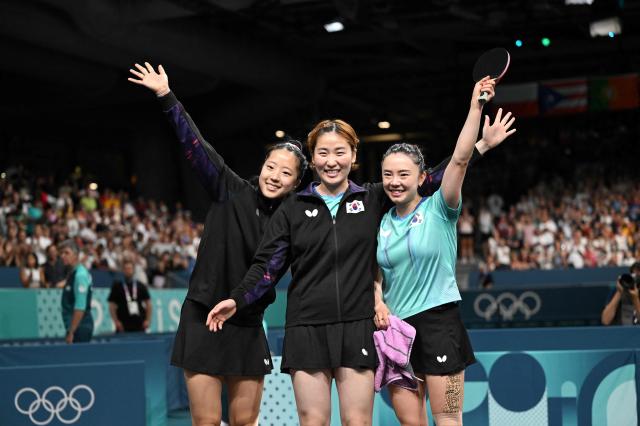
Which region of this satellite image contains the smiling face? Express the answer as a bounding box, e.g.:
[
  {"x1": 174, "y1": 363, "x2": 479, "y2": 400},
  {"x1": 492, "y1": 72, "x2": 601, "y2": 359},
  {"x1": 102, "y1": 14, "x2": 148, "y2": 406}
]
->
[
  {"x1": 258, "y1": 148, "x2": 301, "y2": 199},
  {"x1": 312, "y1": 132, "x2": 355, "y2": 192},
  {"x1": 382, "y1": 152, "x2": 426, "y2": 208}
]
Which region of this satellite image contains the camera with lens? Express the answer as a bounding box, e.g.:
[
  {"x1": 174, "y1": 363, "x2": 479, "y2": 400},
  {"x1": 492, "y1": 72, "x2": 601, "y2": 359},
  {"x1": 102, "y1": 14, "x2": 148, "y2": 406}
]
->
[{"x1": 618, "y1": 273, "x2": 637, "y2": 291}]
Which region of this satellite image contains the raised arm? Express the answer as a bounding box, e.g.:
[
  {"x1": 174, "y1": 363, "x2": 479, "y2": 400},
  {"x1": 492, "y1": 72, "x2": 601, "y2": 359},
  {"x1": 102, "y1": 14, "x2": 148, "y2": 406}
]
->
[
  {"x1": 421, "y1": 139, "x2": 494, "y2": 197},
  {"x1": 601, "y1": 281, "x2": 623, "y2": 325},
  {"x1": 128, "y1": 62, "x2": 245, "y2": 201},
  {"x1": 441, "y1": 78, "x2": 516, "y2": 207},
  {"x1": 206, "y1": 205, "x2": 292, "y2": 331}
]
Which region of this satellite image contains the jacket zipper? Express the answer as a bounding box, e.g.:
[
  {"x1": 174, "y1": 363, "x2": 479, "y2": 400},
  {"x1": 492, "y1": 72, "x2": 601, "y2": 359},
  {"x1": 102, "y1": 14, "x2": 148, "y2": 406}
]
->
[
  {"x1": 332, "y1": 217, "x2": 342, "y2": 321},
  {"x1": 303, "y1": 187, "x2": 365, "y2": 322}
]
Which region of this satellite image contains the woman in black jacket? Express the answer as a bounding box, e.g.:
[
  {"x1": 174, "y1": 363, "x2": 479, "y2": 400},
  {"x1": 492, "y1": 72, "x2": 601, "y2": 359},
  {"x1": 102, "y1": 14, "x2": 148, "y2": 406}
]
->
[
  {"x1": 207, "y1": 105, "x2": 504, "y2": 425},
  {"x1": 129, "y1": 62, "x2": 308, "y2": 426}
]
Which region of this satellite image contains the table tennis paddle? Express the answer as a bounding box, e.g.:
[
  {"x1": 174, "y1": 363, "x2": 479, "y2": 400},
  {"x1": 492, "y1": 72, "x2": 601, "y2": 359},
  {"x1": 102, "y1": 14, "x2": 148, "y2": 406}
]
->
[{"x1": 473, "y1": 47, "x2": 510, "y2": 104}]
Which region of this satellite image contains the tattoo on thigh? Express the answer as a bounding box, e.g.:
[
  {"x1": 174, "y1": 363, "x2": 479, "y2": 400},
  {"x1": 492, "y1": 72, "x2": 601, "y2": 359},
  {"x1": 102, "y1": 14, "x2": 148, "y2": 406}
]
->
[{"x1": 443, "y1": 374, "x2": 462, "y2": 414}]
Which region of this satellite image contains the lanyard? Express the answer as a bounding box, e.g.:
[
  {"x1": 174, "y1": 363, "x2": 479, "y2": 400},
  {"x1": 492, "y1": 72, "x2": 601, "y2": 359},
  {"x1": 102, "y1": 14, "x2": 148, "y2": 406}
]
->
[{"x1": 122, "y1": 281, "x2": 138, "y2": 302}]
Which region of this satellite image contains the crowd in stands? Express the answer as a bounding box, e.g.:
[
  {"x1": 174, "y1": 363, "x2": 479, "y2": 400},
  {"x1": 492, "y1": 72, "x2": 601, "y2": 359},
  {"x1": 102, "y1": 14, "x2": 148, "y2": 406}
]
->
[
  {"x1": 460, "y1": 176, "x2": 640, "y2": 272},
  {"x1": 0, "y1": 168, "x2": 202, "y2": 288},
  {"x1": 1, "y1": 162, "x2": 639, "y2": 288}
]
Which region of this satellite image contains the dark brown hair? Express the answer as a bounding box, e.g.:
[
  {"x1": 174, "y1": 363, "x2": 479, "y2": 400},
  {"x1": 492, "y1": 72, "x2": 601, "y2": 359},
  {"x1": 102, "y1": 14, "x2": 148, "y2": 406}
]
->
[{"x1": 265, "y1": 139, "x2": 308, "y2": 179}]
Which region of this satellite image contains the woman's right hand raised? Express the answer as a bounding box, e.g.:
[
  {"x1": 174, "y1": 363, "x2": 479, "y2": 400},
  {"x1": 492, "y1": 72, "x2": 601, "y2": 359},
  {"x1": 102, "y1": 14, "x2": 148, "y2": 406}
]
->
[{"x1": 128, "y1": 62, "x2": 170, "y2": 97}]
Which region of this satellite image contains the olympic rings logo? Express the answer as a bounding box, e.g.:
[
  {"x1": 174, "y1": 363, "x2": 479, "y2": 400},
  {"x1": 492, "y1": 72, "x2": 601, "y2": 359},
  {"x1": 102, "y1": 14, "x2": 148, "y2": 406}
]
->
[
  {"x1": 473, "y1": 291, "x2": 542, "y2": 321},
  {"x1": 14, "y1": 385, "x2": 95, "y2": 425}
]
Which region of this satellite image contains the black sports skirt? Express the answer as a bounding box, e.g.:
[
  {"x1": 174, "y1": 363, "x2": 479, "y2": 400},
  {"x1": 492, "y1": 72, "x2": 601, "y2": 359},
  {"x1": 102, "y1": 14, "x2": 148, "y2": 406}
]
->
[
  {"x1": 404, "y1": 302, "x2": 476, "y2": 376},
  {"x1": 280, "y1": 318, "x2": 377, "y2": 374},
  {"x1": 171, "y1": 299, "x2": 273, "y2": 376}
]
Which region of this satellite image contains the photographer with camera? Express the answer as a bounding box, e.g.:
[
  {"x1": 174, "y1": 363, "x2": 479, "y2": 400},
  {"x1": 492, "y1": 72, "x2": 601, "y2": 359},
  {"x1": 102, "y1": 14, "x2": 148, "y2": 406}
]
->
[{"x1": 601, "y1": 262, "x2": 640, "y2": 326}]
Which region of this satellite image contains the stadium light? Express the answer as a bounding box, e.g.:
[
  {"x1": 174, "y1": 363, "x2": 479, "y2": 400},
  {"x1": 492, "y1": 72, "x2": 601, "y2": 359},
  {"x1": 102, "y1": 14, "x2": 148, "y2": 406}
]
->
[
  {"x1": 565, "y1": 0, "x2": 594, "y2": 5},
  {"x1": 275, "y1": 130, "x2": 285, "y2": 138},
  {"x1": 590, "y1": 17, "x2": 622, "y2": 37},
  {"x1": 324, "y1": 20, "x2": 344, "y2": 33}
]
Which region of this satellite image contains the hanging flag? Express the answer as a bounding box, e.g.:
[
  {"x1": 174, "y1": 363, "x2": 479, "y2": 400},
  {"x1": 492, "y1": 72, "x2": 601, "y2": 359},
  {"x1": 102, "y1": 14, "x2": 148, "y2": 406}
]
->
[
  {"x1": 493, "y1": 82, "x2": 539, "y2": 117},
  {"x1": 539, "y1": 78, "x2": 588, "y2": 115},
  {"x1": 589, "y1": 73, "x2": 639, "y2": 111}
]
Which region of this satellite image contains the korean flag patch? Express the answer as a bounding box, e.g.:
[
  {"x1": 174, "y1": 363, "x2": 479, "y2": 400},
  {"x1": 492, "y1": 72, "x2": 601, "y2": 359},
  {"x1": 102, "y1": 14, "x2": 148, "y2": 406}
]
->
[
  {"x1": 346, "y1": 200, "x2": 365, "y2": 214},
  {"x1": 408, "y1": 212, "x2": 424, "y2": 228}
]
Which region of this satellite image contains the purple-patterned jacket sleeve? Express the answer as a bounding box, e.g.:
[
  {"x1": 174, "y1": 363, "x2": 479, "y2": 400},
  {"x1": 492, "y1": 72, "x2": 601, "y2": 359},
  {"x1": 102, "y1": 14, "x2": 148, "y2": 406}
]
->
[
  {"x1": 419, "y1": 148, "x2": 482, "y2": 196},
  {"x1": 230, "y1": 204, "x2": 292, "y2": 309},
  {"x1": 159, "y1": 91, "x2": 246, "y2": 201}
]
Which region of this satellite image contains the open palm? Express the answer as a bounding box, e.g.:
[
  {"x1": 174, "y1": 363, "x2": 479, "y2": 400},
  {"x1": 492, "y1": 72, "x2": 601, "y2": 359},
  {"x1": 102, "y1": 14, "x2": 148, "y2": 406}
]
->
[
  {"x1": 128, "y1": 62, "x2": 170, "y2": 96},
  {"x1": 482, "y1": 108, "x2": 516, "y2": 149}
]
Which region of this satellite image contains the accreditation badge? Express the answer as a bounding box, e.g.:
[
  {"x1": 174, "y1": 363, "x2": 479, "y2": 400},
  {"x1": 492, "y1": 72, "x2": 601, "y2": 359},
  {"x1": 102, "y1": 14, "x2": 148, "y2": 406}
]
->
[{"x1": 127, "y1": 301, "x2": 140, "y2": 316}]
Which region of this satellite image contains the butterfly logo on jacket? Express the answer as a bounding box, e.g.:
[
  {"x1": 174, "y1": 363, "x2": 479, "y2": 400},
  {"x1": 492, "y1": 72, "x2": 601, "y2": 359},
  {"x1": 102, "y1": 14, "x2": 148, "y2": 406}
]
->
[{"x1": 305, "y1": 209, "x2": 319, "y2": 217}]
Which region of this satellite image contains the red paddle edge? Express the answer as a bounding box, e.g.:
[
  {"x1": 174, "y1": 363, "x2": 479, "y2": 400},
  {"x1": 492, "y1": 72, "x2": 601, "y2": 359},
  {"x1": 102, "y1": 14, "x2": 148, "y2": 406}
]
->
[{"x1": 494, "y1": 50, "x2": 510, "y2": 83}]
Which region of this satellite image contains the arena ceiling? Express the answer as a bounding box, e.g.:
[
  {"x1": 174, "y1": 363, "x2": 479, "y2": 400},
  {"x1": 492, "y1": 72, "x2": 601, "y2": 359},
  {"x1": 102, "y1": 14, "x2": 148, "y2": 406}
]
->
[{"x1": 1, "y1": 0, "x2": 639, "y2": 140}]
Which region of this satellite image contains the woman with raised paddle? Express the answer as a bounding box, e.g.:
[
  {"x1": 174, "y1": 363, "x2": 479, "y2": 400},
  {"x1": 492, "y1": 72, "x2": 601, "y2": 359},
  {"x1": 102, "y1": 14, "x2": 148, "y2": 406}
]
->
[{"x1": 376, "y1": 77, "x2": 515, "y2": 426}]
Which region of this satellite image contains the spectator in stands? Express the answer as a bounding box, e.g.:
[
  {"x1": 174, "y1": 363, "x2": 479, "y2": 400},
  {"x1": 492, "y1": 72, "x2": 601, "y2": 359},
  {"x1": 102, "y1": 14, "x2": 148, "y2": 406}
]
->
[
  {"x1": 108, "y1": 259, "x2": 152, "y2": 332},
  {"x1": 458, "y1": 207, "x2": 475, "y2": 263},
  {"x1": 19, "y1": 252, "x2": 44, "y2": 288},
  {"x1": 2, "y1": 240, "x2": 20, "y2": 267},
  {"x1": 149, "y1": 256, "x2": 168, "y2": 289},
  {"x1": 44, "y1": 244, "x2": 66, "y2": 288},
  {"x1": 169, "y1": 252, "x2": 188, "y2": 272},
  {"x1": 59, "y1": 239, "x2": 93, "y2": 343},
  {"x1": 601, "y1": 262, "x2": 640, "y2": 326}
]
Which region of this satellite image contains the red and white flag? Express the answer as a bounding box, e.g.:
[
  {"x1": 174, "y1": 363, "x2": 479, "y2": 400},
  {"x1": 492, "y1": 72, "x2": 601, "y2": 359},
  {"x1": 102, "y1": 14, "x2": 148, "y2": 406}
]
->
[
  {"x1": 539, "y1": 78, "x2": 588, "y2": 115},
  {"x1": 493, "y1": 82, "x2": 539, "y2": 117}
]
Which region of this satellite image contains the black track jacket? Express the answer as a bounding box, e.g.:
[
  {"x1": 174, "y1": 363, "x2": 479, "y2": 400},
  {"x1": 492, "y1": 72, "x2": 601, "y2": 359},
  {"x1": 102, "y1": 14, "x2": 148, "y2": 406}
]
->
[
  {"x1": 229, "y1": 152, "x2": 483, "y2": 327},
  {"x1": 160, "y1": 92, "x2": 279, "y2": 326},
  {"x1": 231, "y1": 181, "x2": 389, "y2": 327}
]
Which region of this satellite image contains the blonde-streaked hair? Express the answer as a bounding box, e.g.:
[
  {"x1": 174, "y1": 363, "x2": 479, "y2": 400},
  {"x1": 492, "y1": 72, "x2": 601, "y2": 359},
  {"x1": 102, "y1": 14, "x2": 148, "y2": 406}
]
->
[{"x1": 307, "y1": 119, "x2": 360, "y2": 170}]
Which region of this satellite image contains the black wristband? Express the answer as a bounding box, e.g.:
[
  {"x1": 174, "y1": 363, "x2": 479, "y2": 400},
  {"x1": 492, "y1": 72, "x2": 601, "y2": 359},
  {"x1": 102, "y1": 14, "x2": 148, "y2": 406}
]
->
[{"x1": 469, "y1": 147, "x2": 482, "y2": 166}]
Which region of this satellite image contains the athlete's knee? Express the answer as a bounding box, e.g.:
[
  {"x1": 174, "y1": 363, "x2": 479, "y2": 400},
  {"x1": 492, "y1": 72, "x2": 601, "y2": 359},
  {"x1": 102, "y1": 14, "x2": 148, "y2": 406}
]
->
[
  {"x1": 298, "y1": 407, "x2": 330, "y2": 426},
  {"x1": 191, "y1": 413, "x2": 222, "y2": 426},
  {"x1": 395, "y1": 412, "x2": 427, "y2": 426},
  {"x1": 340, "y1": 410, "x2": 372, "y2": 426},
  {"x1": 433, "y1": 411, "x2": 462, "y2": 426},
  {"x1": 229, "y1": 411, "x2": 258, "y2": 426}
]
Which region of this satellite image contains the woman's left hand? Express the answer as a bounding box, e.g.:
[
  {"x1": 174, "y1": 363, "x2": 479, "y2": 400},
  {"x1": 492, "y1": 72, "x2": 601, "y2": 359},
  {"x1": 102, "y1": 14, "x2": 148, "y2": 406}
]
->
[
  {"x1": 374, "y1": 301, "x2": 391, "y2": 330},
  {"x1": 481, "y1": 108, "x2": 517, "y2": 148}
]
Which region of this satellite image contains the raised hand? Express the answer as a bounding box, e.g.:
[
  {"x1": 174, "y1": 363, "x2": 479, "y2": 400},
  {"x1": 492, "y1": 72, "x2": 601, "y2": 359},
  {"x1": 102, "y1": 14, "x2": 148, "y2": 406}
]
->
[
  {"x1": 481, "y1": 108, "x2": 516, "y2": 149},
  {"x1": 472, "y1": 76, "x2": 496, "y2": 109},
  {"x1": 128, "y1": 62, "x2": 170, "y2": 97},
  {"x1": 205, "y1": 299, "x2": 237, "y2": 332}
]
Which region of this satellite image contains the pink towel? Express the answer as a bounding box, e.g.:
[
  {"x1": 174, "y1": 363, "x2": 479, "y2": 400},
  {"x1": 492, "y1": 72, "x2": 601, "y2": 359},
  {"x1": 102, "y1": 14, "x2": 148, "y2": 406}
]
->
[{"x1": 373, "y1": 315, "x2": 419, "y2": 392}]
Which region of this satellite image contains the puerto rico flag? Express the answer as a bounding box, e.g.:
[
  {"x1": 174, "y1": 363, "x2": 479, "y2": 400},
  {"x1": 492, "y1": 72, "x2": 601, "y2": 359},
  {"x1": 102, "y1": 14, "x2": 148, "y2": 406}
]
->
[{"x1": 539, "y1": 78, "x2": 588, "y2": 115}]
